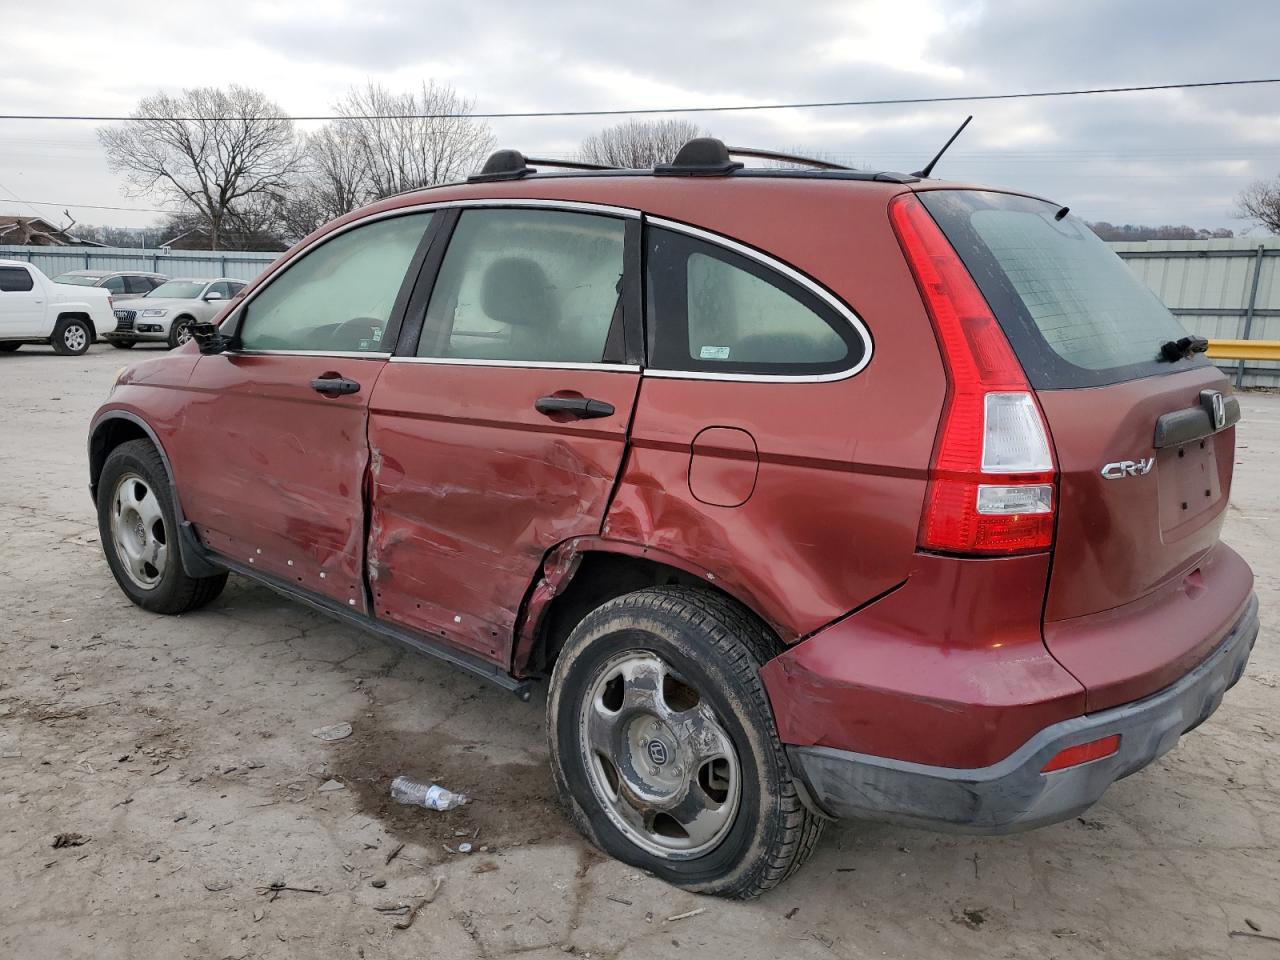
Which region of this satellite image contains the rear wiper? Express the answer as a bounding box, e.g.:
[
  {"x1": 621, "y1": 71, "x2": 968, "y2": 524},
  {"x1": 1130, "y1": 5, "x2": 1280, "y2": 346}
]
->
[{"x1": 1158, "y1": 336, "x2": 1209, "y2": 363}]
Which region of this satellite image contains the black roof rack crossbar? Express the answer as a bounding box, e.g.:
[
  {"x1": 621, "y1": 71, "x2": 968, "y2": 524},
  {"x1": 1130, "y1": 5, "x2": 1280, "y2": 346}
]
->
[
  {"x1": 469, "y1": 149, "x2": 620, "y2": 182},
  {"x1": 725, "y1": 147, "x2": 850, "y2": 171},
  {"x1": 523, "y1": 157, "x2": 619, "y2": 171}
]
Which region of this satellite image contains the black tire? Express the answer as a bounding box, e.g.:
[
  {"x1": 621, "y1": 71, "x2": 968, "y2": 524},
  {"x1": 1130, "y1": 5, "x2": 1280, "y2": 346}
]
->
[
  {"x1": 110, "y1": 339, "x2": 136, "y2": 349},
  {"x1": 0, "y1": 342, "x2": 20, "y2": 353},
  {"x1": 51, "y1": 316, "x2": 92, "y2": 356},
  {"x1": 547, "y1": 586, "x2": 823, "y2": 898},
  {"x1": 97, "y1": 439, "x2": 227, "y2": 614},
  {"x1": 167, "y1": 316, "x2": 194, "y2": 350}
]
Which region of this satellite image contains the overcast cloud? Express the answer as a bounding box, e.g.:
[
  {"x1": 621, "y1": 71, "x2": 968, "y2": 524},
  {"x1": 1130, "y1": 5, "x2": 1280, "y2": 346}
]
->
[{"x1": 1, "y1": 0, "x2": 1277, "y2": 231}]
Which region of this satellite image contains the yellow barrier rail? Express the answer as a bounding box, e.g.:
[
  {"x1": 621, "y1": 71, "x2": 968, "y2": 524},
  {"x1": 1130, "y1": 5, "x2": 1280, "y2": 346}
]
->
[{"x1": 1206, "y1": 340, "x2": 1280, "y2": 362}]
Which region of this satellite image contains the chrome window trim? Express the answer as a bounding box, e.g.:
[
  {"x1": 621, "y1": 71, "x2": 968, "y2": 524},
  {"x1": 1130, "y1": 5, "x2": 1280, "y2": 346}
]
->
[
  {"x1": 223, "y1": 198, "x2": 640, "y2": 356},
  {"x1": 643, "y1": 215, "x2": 873, "y2": 384},
  {"x1": 390, "y1": 357, "x2": 639, "y2": 373},
  {"x1": 234, "y1": 349, "x2": 393, "y2": 359}
]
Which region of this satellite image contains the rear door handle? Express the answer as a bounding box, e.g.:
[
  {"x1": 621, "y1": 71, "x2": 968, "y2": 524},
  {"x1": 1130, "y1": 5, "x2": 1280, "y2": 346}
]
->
[
  {"x1": 311, "y1": 375, "x2": 361, "y2": 397},
  {"x1": 535, "y1": 395, "x2": 615, "y2": 419}
]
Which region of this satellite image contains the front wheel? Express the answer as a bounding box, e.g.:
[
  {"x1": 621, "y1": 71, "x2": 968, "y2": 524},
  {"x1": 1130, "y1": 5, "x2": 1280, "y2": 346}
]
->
[
  {"x1": 547, "y1": 586, "x2": 823, "y2": 898},
  {"x1": 97, "y1": 439, "x2": 227, "y2": 614},
  {"x1": 51, "y1": 317, "x2": 91, "y2": 355}
]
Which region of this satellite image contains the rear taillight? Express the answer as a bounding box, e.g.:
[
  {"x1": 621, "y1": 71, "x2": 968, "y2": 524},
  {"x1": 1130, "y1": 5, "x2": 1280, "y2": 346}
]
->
[{"x1": 890, "y1": 194, "x2": 1056, "y2": 555}]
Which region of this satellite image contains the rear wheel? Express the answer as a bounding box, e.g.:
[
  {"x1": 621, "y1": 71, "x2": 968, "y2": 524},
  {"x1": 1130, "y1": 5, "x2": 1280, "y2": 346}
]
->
[
  {"x1": 51, "y1": 317, "x2": 91, "y2": 356},
  {"x1": 97, "y1": 439, "x2": 227, "y2": 614},
  {"x1": 110, "y1": 339, "x2": 136, "y2": 349},
  {"x1": 168, "y1": 317, "x2": 194, "y2": 349},
  {"x1": 547, "y1": 586, "x2": 823, "y2": 898},
  {"x1": 0, "y1": 342, "x2": 20, "y2": 353}
]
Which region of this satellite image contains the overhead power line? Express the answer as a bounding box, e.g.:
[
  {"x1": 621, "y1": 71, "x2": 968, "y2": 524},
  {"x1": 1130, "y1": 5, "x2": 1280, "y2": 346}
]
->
[
  {"x1": 0, "y1": 78, "x2": 1276, "y2": 123},
  {"x1": 0, "y1": 197, "x2": 171, "y2": 214}
]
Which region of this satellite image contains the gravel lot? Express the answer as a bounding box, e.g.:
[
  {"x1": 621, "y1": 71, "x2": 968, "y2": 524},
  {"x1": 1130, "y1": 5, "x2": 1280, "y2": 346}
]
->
[{"x1": 1, "y1": 343, "x2": 1277, "y2": 959}]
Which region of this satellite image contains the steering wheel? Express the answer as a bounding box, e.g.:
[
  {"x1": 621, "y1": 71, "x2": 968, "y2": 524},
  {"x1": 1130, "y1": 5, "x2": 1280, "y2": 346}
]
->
[{"x1": 330, "y1": 316, "x2": 385, "y2": 351}]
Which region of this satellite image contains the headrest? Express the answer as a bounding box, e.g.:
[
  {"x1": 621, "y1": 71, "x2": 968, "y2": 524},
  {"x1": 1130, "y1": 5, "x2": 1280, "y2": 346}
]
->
[{"x1": 480, "y1": 257, "x2": 556, "y2": 329}]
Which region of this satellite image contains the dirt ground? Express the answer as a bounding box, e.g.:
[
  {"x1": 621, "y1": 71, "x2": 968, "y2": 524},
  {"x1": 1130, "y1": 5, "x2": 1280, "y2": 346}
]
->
[{"x1": 1, "y1": 343, "x2": 1277, "y2": 960}]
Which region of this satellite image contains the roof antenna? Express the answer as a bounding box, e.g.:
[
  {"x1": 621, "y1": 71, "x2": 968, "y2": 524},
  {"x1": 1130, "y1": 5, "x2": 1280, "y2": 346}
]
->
[{"x1": 914, "y1": 115, "x2": 973, "y2": 178}]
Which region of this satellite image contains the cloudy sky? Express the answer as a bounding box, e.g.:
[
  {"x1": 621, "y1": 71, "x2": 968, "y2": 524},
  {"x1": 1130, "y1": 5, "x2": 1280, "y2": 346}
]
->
[{"x1": 1, "y1": 0, "x2": 1278, "y2": 233}]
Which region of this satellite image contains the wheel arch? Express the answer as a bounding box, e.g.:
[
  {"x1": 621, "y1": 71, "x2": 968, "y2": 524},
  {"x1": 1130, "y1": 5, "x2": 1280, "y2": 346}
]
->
[
  {"x1": 513, "y1": 538, "x2": 785, "y2": 678},
  {"x1": 55, "y1": 310, "x2": 95, "y2": 340},
  {"x1": 88, "y1": 411, "x2": 177, "y2": 512}
]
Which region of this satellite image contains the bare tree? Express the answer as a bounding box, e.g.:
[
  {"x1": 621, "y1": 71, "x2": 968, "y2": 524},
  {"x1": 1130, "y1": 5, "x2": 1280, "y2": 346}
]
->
[
  {"x1": 98, "y1": 86, "x2": 301, "y2": 250},
  {"x1": 578, "y1": 119, "x2": 705, "y2": 168},
  {"x1": 336, "y1": 81, "x2": 494, "y2": 198},
  {"x1": 1237, "y1": 178, "x2": 1280, "y2": 235},
  {"x1": 273, "y1": 123, "x2": 372, "y2": 242}
]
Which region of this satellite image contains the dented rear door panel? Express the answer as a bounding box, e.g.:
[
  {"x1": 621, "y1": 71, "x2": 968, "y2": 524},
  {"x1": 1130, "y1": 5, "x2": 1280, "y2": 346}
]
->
[{"x1": 366, "y1": 363, "x2": 641, "y2": 664}]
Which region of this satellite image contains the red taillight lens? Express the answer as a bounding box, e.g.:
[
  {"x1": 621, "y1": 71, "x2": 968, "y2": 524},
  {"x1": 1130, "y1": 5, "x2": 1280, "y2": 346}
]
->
[
  {"x1": 890, "y1": 194, "x2": 1056, "y2": 555},
  {"x1": 1041, "y1": 734, "x2": 1120, "y2": 773}
]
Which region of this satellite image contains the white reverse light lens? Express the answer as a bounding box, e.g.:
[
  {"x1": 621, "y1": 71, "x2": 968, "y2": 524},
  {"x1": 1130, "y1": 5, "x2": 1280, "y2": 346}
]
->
[
  {"x1": 982, "y1": 392, "x2": 1053, "y2": 473},
  {"x1": 977, "y1": 484, "x2": 1053, "y2": 515}
]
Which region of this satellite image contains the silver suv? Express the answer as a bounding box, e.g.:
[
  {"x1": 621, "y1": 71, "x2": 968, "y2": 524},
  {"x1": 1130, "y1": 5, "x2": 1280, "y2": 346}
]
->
[
  {"x1": 53, "y1": 270, "x2": 166, "y2": 301},
  {"x1": 107, "y1": 277, "x2": 247, "y2": 349}
]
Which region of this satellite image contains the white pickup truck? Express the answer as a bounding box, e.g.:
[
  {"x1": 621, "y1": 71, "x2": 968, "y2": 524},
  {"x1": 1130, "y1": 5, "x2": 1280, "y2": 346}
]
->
[{"x1": 0, "y1": 259, "x2": 117, "y2": 355}]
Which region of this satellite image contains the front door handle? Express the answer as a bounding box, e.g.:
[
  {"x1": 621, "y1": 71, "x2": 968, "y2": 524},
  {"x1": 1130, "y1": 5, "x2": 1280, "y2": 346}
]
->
[
  {"x1": 311, "y1": 375, "x2": 361, "y2": 397},
  {"x1": 535, "y1": 395, "x2": 615, "y2": 419}
]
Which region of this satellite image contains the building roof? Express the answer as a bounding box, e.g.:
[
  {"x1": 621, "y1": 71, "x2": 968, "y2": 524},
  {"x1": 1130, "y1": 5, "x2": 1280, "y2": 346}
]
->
[{"x1": 0, "y1": 215, "x2": 105, "y2": 247}]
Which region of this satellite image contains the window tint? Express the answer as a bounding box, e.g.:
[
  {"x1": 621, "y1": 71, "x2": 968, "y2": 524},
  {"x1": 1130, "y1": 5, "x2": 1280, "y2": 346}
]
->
[
  {"x1": 0, "y1": 266, "x2": 34, "y2": 292},
  {"x1": 918, "y1": 190, "x2": 1202, "y2": 389},
  {"x1": 418, "y1": 209, "x2": 626, "y2": 364},
  {"x1": 103, "y1": 275, "x2": 126, "y2": 294},
  {"x1": 239, "y1": 212, "x2": 432, "y2": 353},
  {"x1": 646, "y1": 228, "x2": 859, "y2": 375},
  {"x1": 124, "y1": 275, "x2": 153, "y2": 294}
]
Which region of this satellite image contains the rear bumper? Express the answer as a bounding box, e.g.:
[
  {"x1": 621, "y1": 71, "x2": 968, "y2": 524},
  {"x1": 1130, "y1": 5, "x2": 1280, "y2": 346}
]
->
[{"x1": 789, "y1": 592, "x2": 1259, "y2": 833}]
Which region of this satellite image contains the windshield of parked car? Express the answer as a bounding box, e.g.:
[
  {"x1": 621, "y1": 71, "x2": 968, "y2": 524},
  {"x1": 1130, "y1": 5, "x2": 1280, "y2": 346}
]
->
[
  {"x1": 54, "y1": 274, "x2": 102, "y2": 286},
  {"x1": 146, "y1": 280, "x2": 206, "y2": 299}
]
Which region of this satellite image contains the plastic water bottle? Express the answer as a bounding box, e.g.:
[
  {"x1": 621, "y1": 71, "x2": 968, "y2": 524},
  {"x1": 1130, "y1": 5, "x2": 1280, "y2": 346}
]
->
[{"x1": 390, "y1": 776, "x2": 467, "y2": 811}]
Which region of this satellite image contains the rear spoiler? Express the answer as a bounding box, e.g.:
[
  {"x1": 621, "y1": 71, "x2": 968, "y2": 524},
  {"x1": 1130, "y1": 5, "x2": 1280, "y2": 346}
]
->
[{"x1": 1152, "y1": 389, "x2": 1241, "y2": 449}]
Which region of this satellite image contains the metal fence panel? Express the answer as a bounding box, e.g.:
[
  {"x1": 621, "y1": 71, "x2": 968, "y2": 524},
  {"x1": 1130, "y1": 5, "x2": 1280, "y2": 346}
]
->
[
  {"x1": 1110, "y1": 239, "x2": 1280, "y2": 388},
  {"x1": 0, "y1": 245, "x2": 279, "y2": 282}
]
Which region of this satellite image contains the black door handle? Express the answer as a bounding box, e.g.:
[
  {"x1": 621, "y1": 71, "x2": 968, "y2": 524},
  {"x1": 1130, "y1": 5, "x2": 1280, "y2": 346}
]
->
[
  {"x1": 535, "y1": 395, "x2": 615, "y2": 419},
  {"x1": 311, "y1": 376, "x2": 361, "y2": 397}
]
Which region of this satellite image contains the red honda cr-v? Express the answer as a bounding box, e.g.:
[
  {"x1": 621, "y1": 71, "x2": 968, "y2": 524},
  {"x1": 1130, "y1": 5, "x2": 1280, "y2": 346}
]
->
[{"x1": 89, "y1": 139, "x2": 1258, "y2": 897}]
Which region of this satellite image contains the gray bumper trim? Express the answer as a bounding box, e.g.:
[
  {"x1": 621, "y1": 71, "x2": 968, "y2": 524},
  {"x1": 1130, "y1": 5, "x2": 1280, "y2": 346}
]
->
[{"x1": 789, "y1": 593, "x2": 1260, "y2": 834}]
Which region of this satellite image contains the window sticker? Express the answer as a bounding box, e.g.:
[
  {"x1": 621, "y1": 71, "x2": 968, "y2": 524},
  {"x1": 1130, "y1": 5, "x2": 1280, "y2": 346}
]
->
[{"x1": 699, "y1": 345, "x2": 731, "y2": 360}]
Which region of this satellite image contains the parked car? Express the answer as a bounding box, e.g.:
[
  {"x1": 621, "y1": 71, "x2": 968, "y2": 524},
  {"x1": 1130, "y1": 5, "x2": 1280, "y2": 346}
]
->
[
  {"x1": 107, "y1": 277, "x2": 247, "y2": 349},
  {"x1": 53, "y1": 269, "x2": 166, "y2": 301},
  {"x1": 88, "y1": 139, "x2": 1258, "y2": 897},
  {"x1": 0, "y1": 259, "x2": 116, "y2": 354}
]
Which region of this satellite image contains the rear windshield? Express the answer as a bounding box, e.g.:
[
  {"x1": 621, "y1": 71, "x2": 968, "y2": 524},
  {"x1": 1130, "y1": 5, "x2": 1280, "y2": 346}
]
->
[
  {"x1": 918, "y1": 190, "x2": 1207, "y2": 389},
  {"x1": 54, "y1": 274, "x2": 101, "y2": 286}
]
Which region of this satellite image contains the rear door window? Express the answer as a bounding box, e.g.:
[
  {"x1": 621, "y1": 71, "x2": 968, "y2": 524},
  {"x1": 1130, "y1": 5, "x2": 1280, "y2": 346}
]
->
[
  {"x1": 646, "y1": 226, "x2": 862, "y2": 376},
  {"x1": 124, "y1": 275, "x2": 153, "y2": 294},
  {"x1": 103, "y1": 275, "x2": 127, "y2": 294},
  {"x1": 0, "y1": 266, "x2": 34, "y2": 292},
  {"x1": 417, "y1": 208, "x2": 627, "y2": 364},
  {"x1": 918, "y1": 190, "x2": 1205, "y2": 388}
]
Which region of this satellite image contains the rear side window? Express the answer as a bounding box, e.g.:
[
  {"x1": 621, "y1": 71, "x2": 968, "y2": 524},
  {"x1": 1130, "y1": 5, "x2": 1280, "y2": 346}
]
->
[
  {"x1": 646, "y1": 227, "x2": 861, "y2": 376},
  {"x1": 418, "y1": 208, "x2": 626, "y2": 364},
  {"x1": 0, "y1": 266, "x2": 34, "y2": 292},
  {"x1": 918, "y1": 190, "x2": 1205, "y2": 389},
  {"x1": 103, "y1": 275, "x2": 126, "y2": 294},
  {"x1": 239, "y1": 212, "x2": 432, "y2": 353},
  {"x1": 124, "y1": 275, "x2": 154, "y2": 294}
]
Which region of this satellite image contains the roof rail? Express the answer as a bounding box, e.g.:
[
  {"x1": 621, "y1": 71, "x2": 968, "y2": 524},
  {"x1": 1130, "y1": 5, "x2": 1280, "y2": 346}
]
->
[
  {"x1": 725, "y1": 146, "x2": 850, "y2": 171},
  {"x1": 469, "y1": 149, "x2": 618, "y2": 182}
]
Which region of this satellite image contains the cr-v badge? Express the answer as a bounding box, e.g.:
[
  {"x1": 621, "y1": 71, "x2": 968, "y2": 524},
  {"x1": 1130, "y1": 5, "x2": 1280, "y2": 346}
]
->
[{"x1": 1101, "y1": 458, "x2": 1155, "y2": 479}]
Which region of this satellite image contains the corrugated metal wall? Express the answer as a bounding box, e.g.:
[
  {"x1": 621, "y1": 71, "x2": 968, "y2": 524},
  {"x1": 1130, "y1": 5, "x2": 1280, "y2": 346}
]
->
[
  {"x1": 1110, "y1": 238, "x2": 1280, "y2": 387},
  {"x1": 0, "y1": 245, "x2": 278, "y2": 282}
]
